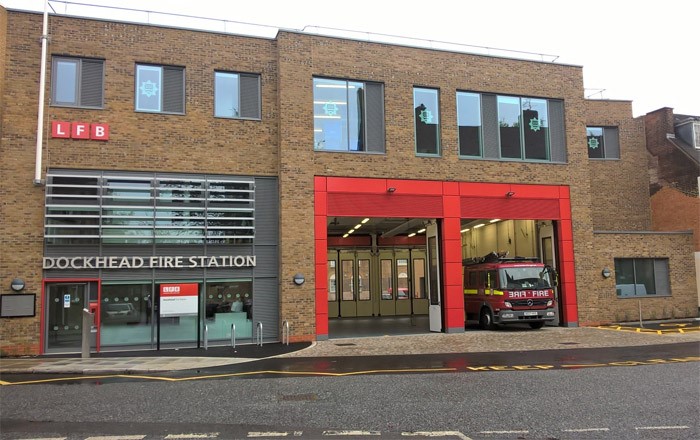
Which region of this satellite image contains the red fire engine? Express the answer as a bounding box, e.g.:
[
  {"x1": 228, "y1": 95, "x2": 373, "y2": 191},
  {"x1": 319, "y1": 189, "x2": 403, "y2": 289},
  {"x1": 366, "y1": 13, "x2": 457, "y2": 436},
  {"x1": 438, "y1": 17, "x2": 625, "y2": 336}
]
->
[{"x1": 463, "y1": 252, "x2": 557, "y2": 330}]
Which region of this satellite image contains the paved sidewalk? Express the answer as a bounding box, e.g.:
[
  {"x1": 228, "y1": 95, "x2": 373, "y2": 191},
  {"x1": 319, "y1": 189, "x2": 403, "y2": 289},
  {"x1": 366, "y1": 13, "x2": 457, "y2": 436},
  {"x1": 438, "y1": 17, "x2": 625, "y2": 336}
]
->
[{"x1": 1, "y1": 325, "x2": 698, "y2": 375}]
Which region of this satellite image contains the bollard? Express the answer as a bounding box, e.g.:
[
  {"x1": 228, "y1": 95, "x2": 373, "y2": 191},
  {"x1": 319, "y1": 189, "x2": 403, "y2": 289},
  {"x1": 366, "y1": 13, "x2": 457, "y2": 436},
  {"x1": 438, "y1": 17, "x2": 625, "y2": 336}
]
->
[{"x1": 81, "y1": 308, "x2": 94, "y2": 358}]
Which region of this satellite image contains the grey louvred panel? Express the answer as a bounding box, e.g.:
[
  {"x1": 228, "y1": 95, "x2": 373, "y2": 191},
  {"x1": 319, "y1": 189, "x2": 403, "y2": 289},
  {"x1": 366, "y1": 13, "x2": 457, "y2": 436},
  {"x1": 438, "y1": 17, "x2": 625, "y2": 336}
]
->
[
  {"x1": 482, "y1": 94, "x2": 499, "y2": 159},
  {"x1": 80, "y1": 59, "x2": 104, "y2": 107},
  {"x1": 240, "y1": 74, "x2": 261, "y2": 119},
  {"x1": 252, "y1": 276, "x2": 279, "y2": 340},
  {"x1": 365, "y1": 82, "x2": 385, "y2": 153},
  {"x1": 549, "y1": 100, "x2": 567, "y2": 163},
  {"x1": 604, "y1": 127, "x2": 620, "y2": 159},
  {"x1": 653, "y1": 259, "x2": 670, "y2": 295},
  {"x1": 163, "y1": 67, "x2": 184, "y2": 113},
  {"x1": 254, "y1": 178, "x2": 278, "y2": 245}
]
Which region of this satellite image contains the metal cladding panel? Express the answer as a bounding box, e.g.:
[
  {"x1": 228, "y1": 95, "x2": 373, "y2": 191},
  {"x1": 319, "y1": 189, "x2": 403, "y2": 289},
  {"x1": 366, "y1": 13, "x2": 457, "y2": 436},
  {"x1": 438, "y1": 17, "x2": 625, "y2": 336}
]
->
[
  {"x1": 101, "y1": 268, "x2": 154, "y2": 281},
  {"x1": 549, "y1": 100, "x2": 567, "y2": 163},
  {"x1": 44, "y1": 245, "x2": 99, "y2": 257},
  {"x1": 155, "y1": 245, "x2": 206, "y2": 257},
  {"x1": 251, "y1": 244, "x2": 278, "y2": 278},
  {"x1": 604, "y1": 127, "x2": 620, "y2": 158},
  {"x1": 240, "y1": 74, "x2": 261, "y2": 119},
  {"x1": 254, "y1": 178, "x2": 279, "y2": 245},
  {"x1": 101, "y1": 245, "x2": 154, "y2": 257},
  {"x1": 654, "y1": 260, "x2": 670, "y2": 295},
  {"x1": 81, "y1": 59, "x2": 104, "y2": 107},
  {"x1": 327, "y1": 194, "x2": 443, "y2": 217},
  {"x1": 253, "y1": 277, "x2": 279, "y2": 340},
  {"x1": 482, "y1": 94, "x2": 499, "y2": 159},
  {"x1": 461, "y1": 197, "x2": 560, "y2": 219},
  {"x1": 203, "y1": 266, "x2": 254, "y2": 279},
  {"x1": 365, "y1": 82, "x2": 385, "y2": 153},
  {"x1": 154, "y1": 267, "x2": 205, "y2": 280}
]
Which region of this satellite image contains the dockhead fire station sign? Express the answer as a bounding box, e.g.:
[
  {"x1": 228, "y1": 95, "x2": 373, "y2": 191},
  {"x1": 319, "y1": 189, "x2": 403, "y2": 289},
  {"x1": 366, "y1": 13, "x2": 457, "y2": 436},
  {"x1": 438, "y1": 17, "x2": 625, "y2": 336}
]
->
[{"x1": 43, "y1": 255, "x2": 256, "y2": 270}]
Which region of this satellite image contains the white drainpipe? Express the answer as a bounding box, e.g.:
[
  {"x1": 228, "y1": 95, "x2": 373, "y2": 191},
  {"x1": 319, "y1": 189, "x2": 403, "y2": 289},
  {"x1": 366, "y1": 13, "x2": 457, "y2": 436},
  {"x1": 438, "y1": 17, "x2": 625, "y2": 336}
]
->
[{"x1": 34, "y1": 0, "x2": 49, "y2": 185}]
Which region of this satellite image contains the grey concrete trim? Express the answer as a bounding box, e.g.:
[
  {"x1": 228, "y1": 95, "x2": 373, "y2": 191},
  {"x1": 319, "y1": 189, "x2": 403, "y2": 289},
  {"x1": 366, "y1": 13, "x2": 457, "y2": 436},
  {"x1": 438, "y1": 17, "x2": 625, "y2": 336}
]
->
[
  {"x1": 316, "y1": 334, "x2": 329, "y2": 341},
  {"x1": 563, "y1": 322, "x2": 579, "y2": 327},
  {"x1": 445, "y1": 327, "x2": 465, "y2": 334}
]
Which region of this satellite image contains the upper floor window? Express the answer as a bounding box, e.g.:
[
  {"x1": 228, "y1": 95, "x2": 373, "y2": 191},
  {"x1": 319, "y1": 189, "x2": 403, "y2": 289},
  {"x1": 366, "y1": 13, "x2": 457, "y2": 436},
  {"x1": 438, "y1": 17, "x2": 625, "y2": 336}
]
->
[
  {"x1": 694, "y1": 122, "x2": 700, "y2": 148},
  {"x1": 498, "y1": 96, "x2": 549, "y2": 160},
  {"x1": 457, "y1": 92, "x2": 482, "y2": 157},
  {"x1": 214, "y1": 71, "x2": 261, "y2": 119},
  {"x1": 51, "y1": 57, "x2": 104, "y2": 108},
  {"x1": 587, "y1": 126, "x2": 620, "y2": 159},
  {"x1": 614, "y1": 258, "x2": 670, "y2": 297},
  {"x1": 135, "y1": 64, "x2": 185, "y2": 114},
  {"x1": 313, "y1": 77, "x2": 385, "y2": 153},
  {"x1": 414, "y1": 87, "x2": 441, "y2": 156}
]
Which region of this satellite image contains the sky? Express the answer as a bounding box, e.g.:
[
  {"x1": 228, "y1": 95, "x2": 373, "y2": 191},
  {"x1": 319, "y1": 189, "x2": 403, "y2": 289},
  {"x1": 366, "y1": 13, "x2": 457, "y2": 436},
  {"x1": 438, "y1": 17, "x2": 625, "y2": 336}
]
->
[{"x1": 2, "y1": 0, "x2": 698, "y2": 117}]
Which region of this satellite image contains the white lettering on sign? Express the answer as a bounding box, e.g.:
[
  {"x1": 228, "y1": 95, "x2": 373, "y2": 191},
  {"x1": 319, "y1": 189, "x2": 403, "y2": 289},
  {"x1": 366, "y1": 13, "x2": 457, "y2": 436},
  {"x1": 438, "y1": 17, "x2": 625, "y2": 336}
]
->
[
  {"x1": 43, "y1": 255, "x2": 256, "y2": 270},
  {"x1": 508, "y1": 290, "x2": 551, "y2": 298}
]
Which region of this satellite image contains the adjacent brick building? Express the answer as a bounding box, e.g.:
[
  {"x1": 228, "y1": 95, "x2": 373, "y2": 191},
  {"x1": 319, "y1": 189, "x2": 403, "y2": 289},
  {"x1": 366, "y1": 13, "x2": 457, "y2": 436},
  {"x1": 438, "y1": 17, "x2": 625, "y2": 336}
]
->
[{"x1": 1, "y1": 6, "x2": 696, "y2": 356}]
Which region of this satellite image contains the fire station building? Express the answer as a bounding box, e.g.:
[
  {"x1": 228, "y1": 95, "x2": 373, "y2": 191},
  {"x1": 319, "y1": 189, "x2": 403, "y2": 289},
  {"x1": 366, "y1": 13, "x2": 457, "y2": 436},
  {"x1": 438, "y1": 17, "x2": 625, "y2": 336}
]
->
[{"x1": 1, "y1": 5, "x2": 697, "y2": 356}]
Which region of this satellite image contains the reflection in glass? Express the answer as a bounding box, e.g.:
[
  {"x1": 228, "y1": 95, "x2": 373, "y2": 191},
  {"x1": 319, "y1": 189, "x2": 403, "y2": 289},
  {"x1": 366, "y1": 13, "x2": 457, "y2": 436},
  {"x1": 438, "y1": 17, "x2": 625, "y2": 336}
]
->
[
  {"x1": 328, "y1": 260, "x2": 337, "y2": 301},
  {"x1": 396, "y1": 259, "x2": 409, "y2": 299},
  {"x1": 341, "y1": 260, "x2": 354, "y2": 301},
  {"x1": 100, "y1": 284, "x2": 153, "y2": 348},
  {"x1": 381, "y1": 259, "x2": 393, "y2": 300},
  {"x1": 413, "y1": 258, "x2": 426, "y2": 299},
  {"x1": 55, "y1": 60, "x2": 78, "y2": 104},
  {"x1": 522, "y1": 98, "x2": 549, "y2": 160},
  {"x1": 498, "y1": 96, "x2": 521, "y2": 158},
  {"x1": 457, "y1": 92, "x2": 481, "y2": 156},
  {"x1": 414, "y1": 88, "x2": 440, "y2": 155},
  {"x1": 358, "y1": 259, "x2": 370, "y2": 300},
  {"x1": 215, "y1": 72, "x2": 240, "y2": 117},
  {"x1": 205, "y1": 281, "x2": 253, "y2": 341},
  {"x1": 586, "y1": 127, "x2": 605, "y2": 159}
]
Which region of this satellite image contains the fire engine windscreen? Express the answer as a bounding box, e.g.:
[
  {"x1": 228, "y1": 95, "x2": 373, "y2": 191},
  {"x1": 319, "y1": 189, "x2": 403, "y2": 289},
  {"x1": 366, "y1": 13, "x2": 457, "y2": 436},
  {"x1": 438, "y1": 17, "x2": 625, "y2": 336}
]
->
[{"x1": 500, "y1": 268, "x2": 552, "y2": 289}]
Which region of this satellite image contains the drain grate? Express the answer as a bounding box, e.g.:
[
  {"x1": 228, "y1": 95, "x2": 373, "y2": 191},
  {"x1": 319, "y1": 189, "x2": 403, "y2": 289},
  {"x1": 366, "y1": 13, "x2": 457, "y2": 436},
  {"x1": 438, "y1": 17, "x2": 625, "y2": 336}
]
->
[
  {"x1": 334, "y1": 343, "x2": 356, "y2": 346},
  {"x1": 558, "y1": 342, "x2": 579, "y2": 345}
]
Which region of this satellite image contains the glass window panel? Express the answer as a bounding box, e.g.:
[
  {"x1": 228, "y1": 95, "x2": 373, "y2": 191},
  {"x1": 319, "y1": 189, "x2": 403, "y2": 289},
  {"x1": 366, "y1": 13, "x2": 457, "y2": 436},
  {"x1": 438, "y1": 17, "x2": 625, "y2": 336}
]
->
[
  {"x1": 204, "y1": 281, "x2": 253, "y2": 340},
  {"x1": 457, "y1": 92, "x2": 481, "y2": 156},
  {"x1": 328, "y1": 260, "x2": 337, "y2": 301},
  {"x1": 634, "y1": 259, "x2": 656, "y2": 295},
  {"x1": 215, "y1": 72, "x2": 239, "y2": 118},
  {"x1": 347, "y1": 81, "x2": 365, "y2": 151},
  {"x1": 414, "y1": 88, "x2": 440, "y2": 155},
  {"x1": 136, "y1": 65, "x2": 162, "y2": 112},
  {"x1": 100, "y1": 284, "x2": 153, "y2": 347},
  {"x1": 341, "y1": 260, "x2": 354, "y2": 301},
  {"x1": 314, "y1": 78, "x2": 348, "y2": 151},
  {"x1": 396, "y1": 259, "x2": 409, "y2": 299},
  {"x1": 412, "y1": 258, "x2": 426, "y2": 299},
  {"x1": 587, "y1": 127, "x2": 605, "y2": 158},
  {"x1": 381, "y1": 259, "x2": 393, "y2": 300},
  {"x1": 55, "y1": 60, "x2": 78, "y2": 104},
  {"x1": 522, "y1": 98, "x2": 549, "y2": 160},
  {"x1": 358, "y1": 259, "x2": 371, "y2": 300},
  {"x1": 498, "y1": 96, "x2": 522, "y2": 158}
]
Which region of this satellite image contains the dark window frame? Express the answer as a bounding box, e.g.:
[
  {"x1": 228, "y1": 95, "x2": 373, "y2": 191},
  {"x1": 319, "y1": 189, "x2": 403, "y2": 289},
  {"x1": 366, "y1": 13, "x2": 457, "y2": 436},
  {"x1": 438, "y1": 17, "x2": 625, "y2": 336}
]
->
[
  {"x1": 587, "y1": 126, "x2": 620, "y2": 159},
  {"x1": 214, "y1": 71, "x2": 262, "y2": 120},
  {"x1": 135, "y1": 63, "x2": 185, "y2": 115},
  {"x1": 50, "y1": 56, "x2": 105, "y2": 109},
  {"x1": 614, "y1": 257, "x2": 670, "y2": 297},
  {"x1": 414, "y1": 87, "x2": 441, "y2": 156}
]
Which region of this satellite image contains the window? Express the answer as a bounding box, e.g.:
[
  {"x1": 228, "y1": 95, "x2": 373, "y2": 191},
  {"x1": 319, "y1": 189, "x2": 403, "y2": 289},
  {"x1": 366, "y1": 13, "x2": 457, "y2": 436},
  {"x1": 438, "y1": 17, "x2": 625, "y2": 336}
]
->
[
  {"x1": 135, "y1": 64, "x2": 184, "y2": 113},
  {"x1": 498, "y1": 96, "x2": 549, "y2": 160},
  {"x1": 457, "y1": 92, "x2": 482, "y2": 156},
  {"x1": 587, "y1": 126, "x2": 620, "y2": 159},
  {"x1": 694, "y1": 123, "x2": 700, "y2": 148},
  {"x1": 313, "y1": 77, "x2": 385, "y2": 152},
  {"x1": 414, "y1": 88, "x2": 440, "y2": 155},
  {"x1": 214, "y1": 71, "x2": 261, "y2": 119},
  {"x1": 614, "y1": 258, "x2": 670, "y2": 297},
  {"x1": 51, "y1": 57, "x2": 104, "y2": 108}
]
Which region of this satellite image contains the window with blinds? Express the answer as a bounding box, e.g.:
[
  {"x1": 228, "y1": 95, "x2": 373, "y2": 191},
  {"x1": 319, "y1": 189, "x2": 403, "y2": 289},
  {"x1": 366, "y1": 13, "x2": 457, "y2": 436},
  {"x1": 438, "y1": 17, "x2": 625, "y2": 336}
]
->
[
  {"x1": 45, "y1": 171, "x2": 255, "y2": 245},
  {"x1": 214, "y1": 71, "x2": 261, "y2": 119},
  {"x1": 135, "y1": 64, "x2": 185, "y2": 114},
  {"x1": 51, "y1": 57, "x2": 104, "y2": 108}
]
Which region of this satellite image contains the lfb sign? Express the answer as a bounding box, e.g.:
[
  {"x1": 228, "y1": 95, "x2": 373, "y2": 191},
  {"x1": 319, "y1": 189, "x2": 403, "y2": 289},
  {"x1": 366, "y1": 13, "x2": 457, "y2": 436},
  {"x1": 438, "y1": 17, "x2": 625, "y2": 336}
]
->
[{"x1": 51, "y1": 121, "x2": 109, "y2": 141}]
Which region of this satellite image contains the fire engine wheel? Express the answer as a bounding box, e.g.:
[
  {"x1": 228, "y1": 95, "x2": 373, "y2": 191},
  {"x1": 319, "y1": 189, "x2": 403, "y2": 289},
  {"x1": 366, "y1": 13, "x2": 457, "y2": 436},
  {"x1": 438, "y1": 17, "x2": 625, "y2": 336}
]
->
[
  {"x1": 528, "y1": 321, "x2": 545, "y2": 329},
  {"x1": 479, "y1": 308, "x2": 494, "y2": 330}
]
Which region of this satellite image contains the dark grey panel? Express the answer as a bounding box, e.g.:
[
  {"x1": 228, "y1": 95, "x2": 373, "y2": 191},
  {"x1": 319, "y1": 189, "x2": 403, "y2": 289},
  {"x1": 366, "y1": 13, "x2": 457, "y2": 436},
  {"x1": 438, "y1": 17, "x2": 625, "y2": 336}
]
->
[
  {"x1": 44, "y1": 245, "x2": 99, "y2": 257},
  {"x1": 654, "y1": 259, "x2": 670, "y2": 295},
  {"x1": 549, "y1": 100, "x2": 567, "y2": 163},
  {"x1": 482, "y1": 94, "x2": 499, "y2": 159},
  {"x1": 163, "y1": 67, "x2": 184, "y2": 113},
  {"x1": 101, "y1": 245, "x2": 154, "y2": 257},
  {"x1": 604, "y1": 127, "x2": 620, "y2": 159},
  {"x1": 80, "y1": 59, "x2": 104, "y2": 107},
  {"x1": 203, "y1": 267, "x2": 254, "y2": 279},
  {"x1": 154, "y1": 267, "x2": 205, "y2": 280},
  {"x1": 252, "y1": 245, "x2": 279, "y2": 278},
  {"x1": 155, "y1": 245, "x2": 206, "y2": 257},
  {"x1": 240, "y1": 74, "x2": 261, "y2": 119},
  {"x1": 365, "y1": 82, "x2": 385, "y2": 153},
  {"x1": 252, "y1": 277, "x2": 279, "y2": 340},
  {"x1": 254, "y1": 178, "x2": 279, "y2": 245},
  {"x1": 101, "y1": 269, "x2": 154, "y2": 281}
]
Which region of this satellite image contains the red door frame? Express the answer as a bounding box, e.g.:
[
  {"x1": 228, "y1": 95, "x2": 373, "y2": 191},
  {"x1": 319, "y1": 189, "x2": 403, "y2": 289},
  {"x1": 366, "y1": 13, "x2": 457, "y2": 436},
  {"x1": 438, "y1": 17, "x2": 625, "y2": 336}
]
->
[
  {"x1": 41, "y1": 278, "x2": 102, "y2": 354},
  {"x1": 314, "y1": 176, "x2": 577, "y2": 338}
]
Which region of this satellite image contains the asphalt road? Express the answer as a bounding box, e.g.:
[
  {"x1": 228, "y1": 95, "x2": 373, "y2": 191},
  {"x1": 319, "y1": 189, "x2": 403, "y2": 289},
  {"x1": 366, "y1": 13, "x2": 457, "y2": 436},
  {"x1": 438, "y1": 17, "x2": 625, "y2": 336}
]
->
[{"x1": 1, "y1": 343, "x2": 699, "y2": 440}]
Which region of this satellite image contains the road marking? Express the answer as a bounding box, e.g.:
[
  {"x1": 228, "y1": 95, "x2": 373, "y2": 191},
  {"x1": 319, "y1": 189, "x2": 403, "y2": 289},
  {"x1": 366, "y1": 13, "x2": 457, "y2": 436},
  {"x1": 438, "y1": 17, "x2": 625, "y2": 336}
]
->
[
  {"x1": 563, "y1": 427, "x2": 610, "y2": 432},
  {"x1": 166, "y1": 433, "x2": 220, "y2": 438},
  {"x1": 323, "y1": 431, "x2": 381, "y2": 436},
  {"x1": 402, "y1": 431, "x2": 472, "y2": 439},
  {"x1": 248, "y1": 433, "x2": 289, "y2": 437},
  {"x1": 479, "y1": 430, "x2": 528, "y2": 434},
  {"x1": 85, "y1": 436, "x2": 146, "y2": 440},
  {"x1": 635, "y1": 425, "x2": 689, "y2": 430}
]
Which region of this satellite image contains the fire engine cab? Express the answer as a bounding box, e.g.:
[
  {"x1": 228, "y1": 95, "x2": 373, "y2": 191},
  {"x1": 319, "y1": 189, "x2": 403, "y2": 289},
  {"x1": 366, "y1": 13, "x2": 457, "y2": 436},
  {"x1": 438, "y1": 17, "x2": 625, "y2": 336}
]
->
[{"x1": 463, "y1": 252, "x2": 557, "y2": 330}]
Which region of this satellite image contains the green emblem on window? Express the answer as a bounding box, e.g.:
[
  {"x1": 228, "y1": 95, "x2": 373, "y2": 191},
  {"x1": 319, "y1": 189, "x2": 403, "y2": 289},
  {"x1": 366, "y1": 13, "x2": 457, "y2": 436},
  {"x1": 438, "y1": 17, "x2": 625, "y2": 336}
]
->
[
  {"x1": 139, "y1": 80, "x2": 159, "y2": 98},
  {"x1": 419, "y1": 109, "x2": 433, "y2": 124},
  {"x1": 528, "y1": 117, "x2": 541, "y2": 132},
  {"x1": 323, "y1": 102, "x2": 339, "y2": 116},
  {"x1": 588, "y1": 137, "x2": 600, "y2": 149}
]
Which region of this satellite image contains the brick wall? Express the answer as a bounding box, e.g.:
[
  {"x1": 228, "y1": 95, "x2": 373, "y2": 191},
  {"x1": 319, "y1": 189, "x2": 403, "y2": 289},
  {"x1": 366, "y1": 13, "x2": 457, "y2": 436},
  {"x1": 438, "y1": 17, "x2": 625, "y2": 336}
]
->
[
  {"x1": 584, "y1": 232, "x2": 697, "y2": 325},
  {"x1": 651, "y1": 187, "x2": 700, "y2": 250}
]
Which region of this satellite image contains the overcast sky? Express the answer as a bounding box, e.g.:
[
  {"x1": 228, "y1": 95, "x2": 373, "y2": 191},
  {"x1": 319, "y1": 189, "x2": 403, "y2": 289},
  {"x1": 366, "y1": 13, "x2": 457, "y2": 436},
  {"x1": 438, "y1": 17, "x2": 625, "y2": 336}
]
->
[{"x1": 3, "y1": 0, "x2": 698, "y2": 117}]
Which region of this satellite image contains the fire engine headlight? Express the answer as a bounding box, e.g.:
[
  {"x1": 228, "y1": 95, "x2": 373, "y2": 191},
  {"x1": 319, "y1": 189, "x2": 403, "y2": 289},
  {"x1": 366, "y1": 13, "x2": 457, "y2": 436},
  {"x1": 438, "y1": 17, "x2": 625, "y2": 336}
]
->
[
  {"x1": 547, "y1": 300, "x2": 553, "y2": 307},
  {"x1": 504, "y1": 301, "x2": 512, "y2": 308}
]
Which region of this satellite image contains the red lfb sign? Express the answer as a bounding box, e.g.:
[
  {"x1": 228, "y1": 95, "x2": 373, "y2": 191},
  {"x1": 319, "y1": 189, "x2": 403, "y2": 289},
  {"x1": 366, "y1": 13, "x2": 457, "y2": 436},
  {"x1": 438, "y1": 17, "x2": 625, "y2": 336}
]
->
[
  {"x1": 160, "y1": 283, "x2": 199, "y2": 297},
  {"x1": 51, "y1": 121, "x2": 109, "y2": 141}
]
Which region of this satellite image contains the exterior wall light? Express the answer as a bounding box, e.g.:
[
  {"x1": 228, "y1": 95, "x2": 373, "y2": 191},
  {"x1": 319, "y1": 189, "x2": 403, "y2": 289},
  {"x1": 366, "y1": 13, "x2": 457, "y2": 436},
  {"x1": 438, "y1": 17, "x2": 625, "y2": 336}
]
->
[
  {"x1": 387, "y1": 187, "x2": 396, "y2": 193},
  {"x1": 505, "y1": 191, "x2": 515, "y2": 197},
  {"x1": 601, "y1": 268, "x2": 612, "y2": 278},
  {"x1": 293, "y1": 273, "x2": 305, "y2": 285},
  {"x1": 11, "y1": 278, "x2": 25, "y2": 291}
]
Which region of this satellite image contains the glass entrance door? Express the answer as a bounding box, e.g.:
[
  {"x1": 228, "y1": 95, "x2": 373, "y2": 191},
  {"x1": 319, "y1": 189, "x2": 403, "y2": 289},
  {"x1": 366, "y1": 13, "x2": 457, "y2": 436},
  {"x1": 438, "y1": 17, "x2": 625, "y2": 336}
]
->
[
  {"x1": 45, "y1": 283, "x2": 89, "y2": 352},
  {"x1": 156, "y1": 283, "x2": 199, "y2": 349}
]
